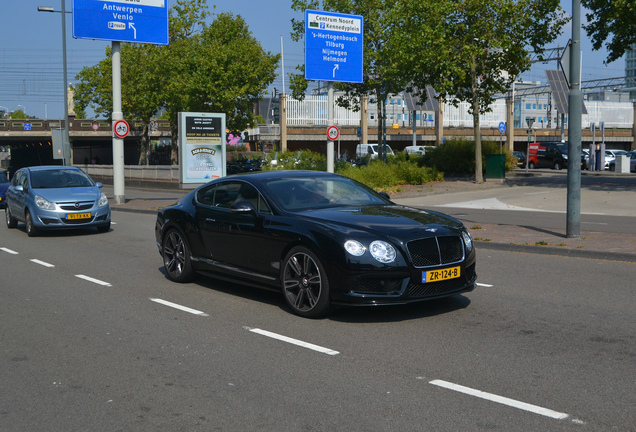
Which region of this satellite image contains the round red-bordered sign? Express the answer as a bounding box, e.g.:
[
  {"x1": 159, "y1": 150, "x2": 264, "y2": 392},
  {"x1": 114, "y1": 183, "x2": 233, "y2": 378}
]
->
[
  {"x1": 326, "y1": 125, "x2": 339, "y2": 141},
  {"x1": 113, "y1": 119, "x2": 130, "y2": 138}
]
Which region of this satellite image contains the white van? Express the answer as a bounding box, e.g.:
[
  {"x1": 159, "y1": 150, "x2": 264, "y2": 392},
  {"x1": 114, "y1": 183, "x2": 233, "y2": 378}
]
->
[
  {"x1": 404, "y1": 145, "x2": 435, "y2": 156},
  {"x1": 355, "y1": 143, "x2": 394, "y2": 159}
]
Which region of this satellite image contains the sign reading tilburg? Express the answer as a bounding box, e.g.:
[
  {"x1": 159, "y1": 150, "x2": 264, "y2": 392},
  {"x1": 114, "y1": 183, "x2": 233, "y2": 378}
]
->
[{"x1": 305, "y1": 10, "x2": 364, "y2": 83}]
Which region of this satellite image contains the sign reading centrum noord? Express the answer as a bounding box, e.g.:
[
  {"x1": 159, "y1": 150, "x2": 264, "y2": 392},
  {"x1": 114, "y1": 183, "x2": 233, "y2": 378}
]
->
[
  {"x1": 305, "y1": 10, "x2": 364, "y2": 83},
  {"x1": 73, "y1": 0, "x2": 168, "y2": 45}
]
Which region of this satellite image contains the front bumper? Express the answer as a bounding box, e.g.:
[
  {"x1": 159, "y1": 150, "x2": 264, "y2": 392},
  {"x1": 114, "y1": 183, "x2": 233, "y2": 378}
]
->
[
  {"x1": 31, "y1": 205, "x2": 111, "y2": 230},
  {"x1": 330, "y1": 259, "x2": 477, "y2": 306}
]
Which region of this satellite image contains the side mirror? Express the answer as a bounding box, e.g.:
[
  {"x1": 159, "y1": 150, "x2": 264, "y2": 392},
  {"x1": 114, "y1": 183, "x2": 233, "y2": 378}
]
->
[
  {"x1": 378, "y1": 191, "x2": 391, "y2": 200},
  {"x1": 14, "y1": 185, "x2": 24, "y2": 193},
  {"x1": 96, "y1": 182, "x2": 103, "y2": 188},
  {"x1": 230, "y1": 200, "x2": 257, "y2": 217}
]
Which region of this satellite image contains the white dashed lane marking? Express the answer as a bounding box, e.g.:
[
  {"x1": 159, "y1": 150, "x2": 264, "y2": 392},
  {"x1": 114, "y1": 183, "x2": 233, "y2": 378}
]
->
[
  {"x1": 150, "y1": 298, "x2": 209, "y2": 316},
  {"x1": 75, "y1": 274, "x2": 112, "y2": 287},
  {"x1": 30, "y1": 259, "x2": 55, "y2": 268},
  {"x1": 246, "y1": 327, "x2": 340, "y2": 356},
  {"x1": 428, "y1": 379, "x2": 570, "y2": 420}
]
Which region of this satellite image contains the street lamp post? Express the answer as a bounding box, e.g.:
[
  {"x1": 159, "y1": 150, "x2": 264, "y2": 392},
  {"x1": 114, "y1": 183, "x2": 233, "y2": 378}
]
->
[{"x1": 38, "y1": 1, "x2": 71, "y2": 166}]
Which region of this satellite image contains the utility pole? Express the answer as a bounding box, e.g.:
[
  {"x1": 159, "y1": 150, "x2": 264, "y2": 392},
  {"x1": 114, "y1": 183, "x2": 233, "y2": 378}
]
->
[{"x1": 566, "y1": 0, "x2": 582, "y2": 238}]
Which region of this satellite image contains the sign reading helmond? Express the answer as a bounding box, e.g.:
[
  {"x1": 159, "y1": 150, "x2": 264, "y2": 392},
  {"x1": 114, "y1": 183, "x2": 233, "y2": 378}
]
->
[
  {"x1": 73, "y1": 0, "x2": 168, "y2": 45},
  {"x1": 305, "y1": 10, "x2": 364, "y2": 83}
]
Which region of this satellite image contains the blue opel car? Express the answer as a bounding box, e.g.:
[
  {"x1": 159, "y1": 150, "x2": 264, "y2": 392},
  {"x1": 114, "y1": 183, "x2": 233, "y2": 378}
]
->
[
  {"x1": 5, "y1": 166, "x2": 111, "y2": 236},
  {"x1": 0, "y1": 171, "x2": 9, "y2": 209}
]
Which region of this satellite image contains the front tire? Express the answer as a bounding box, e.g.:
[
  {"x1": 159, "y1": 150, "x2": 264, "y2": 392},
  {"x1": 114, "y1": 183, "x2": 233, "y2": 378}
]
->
[
  {"x1": 553, "y1": 161, "x2": 562, "y2": 170},
  {"x1": 6, "y1": 208, "x2": 17, "y2": 229},
  {"x1": 528, "y1": 161, "x2": 536, "y2": 169},
  {"x1": 25, "y1": 210, "x2": 38, "y2": 237},
  {"x1": 96, "y1": 222, "x2": 111, "y2": 233},
  {"x1": 162, "y1": 229, "x2": 194, "y2": 282},
  {"x1": 281, "y1": 247, "x2": 331, "y2": 318}
]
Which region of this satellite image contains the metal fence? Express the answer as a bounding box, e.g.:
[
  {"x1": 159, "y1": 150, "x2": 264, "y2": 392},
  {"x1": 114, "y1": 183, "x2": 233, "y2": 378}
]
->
[{"x1": 282, "y1": 95, "x2": 634, "y2": 129}]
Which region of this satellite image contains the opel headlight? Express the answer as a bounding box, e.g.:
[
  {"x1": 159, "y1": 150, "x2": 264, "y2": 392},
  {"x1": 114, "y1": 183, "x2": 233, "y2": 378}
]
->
[
  {"x1": 98, "y1": 192, "x2": 109, "y2": 207},
  {"x1": 35, "y1": 195, "x2": 56, "y2": 210},
  {"x1": 344, "y1": 240, "x2": 366, "y2": 256},
  {"x1": 462, "y1": 229, "x2": 473, "y2": 252},
  {"x1": 369, "y1": 240, "x2": 396, "y2": 263}
]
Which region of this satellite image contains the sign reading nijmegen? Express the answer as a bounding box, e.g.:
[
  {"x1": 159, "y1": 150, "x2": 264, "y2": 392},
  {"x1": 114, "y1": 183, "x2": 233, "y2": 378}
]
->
[{"x1": 305, "y1": 10, "x2": 364, "y2": 84}]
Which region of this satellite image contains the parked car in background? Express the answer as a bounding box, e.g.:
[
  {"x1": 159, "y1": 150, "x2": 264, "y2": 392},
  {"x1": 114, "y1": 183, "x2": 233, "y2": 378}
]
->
[
  {"x1": 512, "y1": 151, "x2": 526, "y2": 168},
  {"x1": 5, "y1": 166, "x2": 111, "y2": 236},
  {"x1": 355, "y1": 143, "x2": 395, "y2": 159},
  {"x1": 404, "y1": 145, "x2": 435, "y2": 157},
  {"x1": 605, "y1": 150, "x2": 628, "y2": 171},
  {"x1": 155, "y1": 171, "x2": 477, "y2": 318},
  {"x1": 0, "y1": 171, "x2": 9, "y2": 209},
  {"x1": 626, "y1": 151, "x2": 636, "y2": 173},
  {"x1": 527, "y1": 142, "x2": 586, "y2": 170}
]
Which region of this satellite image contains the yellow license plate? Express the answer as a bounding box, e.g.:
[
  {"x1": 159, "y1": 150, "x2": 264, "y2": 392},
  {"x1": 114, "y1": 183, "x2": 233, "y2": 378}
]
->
[
  {"x1": 423, "y1": 266, "x2": 461, "y2": 283},
  {"x1": 67, "y1": 212, "x2": 91, "y2": 220}
]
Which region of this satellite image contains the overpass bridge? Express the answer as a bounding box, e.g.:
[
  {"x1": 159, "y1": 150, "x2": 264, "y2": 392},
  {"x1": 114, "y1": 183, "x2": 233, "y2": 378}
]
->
[{"x1": 1, "y1": 114, "x2": 634, "y2": 173}]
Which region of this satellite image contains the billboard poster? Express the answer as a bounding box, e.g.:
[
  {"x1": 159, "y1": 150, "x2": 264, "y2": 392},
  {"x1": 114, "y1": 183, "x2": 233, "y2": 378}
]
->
[{"x1": 178, "y1": 112, "x2": 226, "y2": 185}]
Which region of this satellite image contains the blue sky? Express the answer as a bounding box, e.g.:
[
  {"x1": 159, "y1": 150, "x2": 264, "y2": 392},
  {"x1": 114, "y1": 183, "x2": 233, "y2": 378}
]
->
[{"x1": 0, "y1": 0, "x2": 626, "y2": 119}]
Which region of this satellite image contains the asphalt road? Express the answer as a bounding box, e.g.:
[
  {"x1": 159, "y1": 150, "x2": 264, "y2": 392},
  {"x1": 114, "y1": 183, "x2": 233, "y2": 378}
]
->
[{"x1": 1, "y1": 210, "x2": 635, "y2": 431}]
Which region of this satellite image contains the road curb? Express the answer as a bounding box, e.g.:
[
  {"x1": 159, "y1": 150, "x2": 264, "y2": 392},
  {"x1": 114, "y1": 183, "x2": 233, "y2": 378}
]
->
[{"x1": 475, "y1": 240, "x2": 636, "y2": 263}]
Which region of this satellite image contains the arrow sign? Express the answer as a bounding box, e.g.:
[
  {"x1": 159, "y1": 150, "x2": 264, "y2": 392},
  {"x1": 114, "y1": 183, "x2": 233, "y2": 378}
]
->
[
  {"x1": 73, "y1": 0, "x2": 168, "y2": 45},
  {"x1": 305, "y1": 10, "x2": 364, "y2": 83}
]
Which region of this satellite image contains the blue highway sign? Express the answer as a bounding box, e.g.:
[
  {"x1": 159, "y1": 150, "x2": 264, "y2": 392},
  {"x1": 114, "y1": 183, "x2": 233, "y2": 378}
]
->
[
  {"x1": 498, "y1": 122, "x2": 506, "y2": 134},
  {"x1": 305, "y1": 10, "x2": 364, "y2": 83},
  {"x1": 73, "y1": 0, "x2": 168, "y2": 45}
]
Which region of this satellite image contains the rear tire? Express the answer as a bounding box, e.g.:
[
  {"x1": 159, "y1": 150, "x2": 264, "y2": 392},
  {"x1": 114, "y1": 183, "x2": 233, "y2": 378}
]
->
[
  {"x1": 6, "y1": 208, "x2": 17, "y2": 229},
  {"x1": 25, "y1": 210, "x2": 38, "y2": 237}
]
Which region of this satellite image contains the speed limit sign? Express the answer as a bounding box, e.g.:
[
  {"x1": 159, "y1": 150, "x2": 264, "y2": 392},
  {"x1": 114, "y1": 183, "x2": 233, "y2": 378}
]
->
[
  {"x1": 113, "y1": 119, "x2": 130, "y2": 138},
  {"x1": 326, "y1": 125, "x2": 339, "y2": 141}
]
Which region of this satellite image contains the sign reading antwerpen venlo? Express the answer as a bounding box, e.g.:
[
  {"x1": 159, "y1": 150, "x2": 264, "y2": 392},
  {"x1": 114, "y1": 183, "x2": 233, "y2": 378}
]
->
[
  {"x1": 178, "y1": 112, "x2": 227, "y2": 185},
  {"x1": 305, "y1": 10, "x2": 363, "y2": 83},
  {"x1": 73, "y1": 0, "x2": 168, "y2": 45}
]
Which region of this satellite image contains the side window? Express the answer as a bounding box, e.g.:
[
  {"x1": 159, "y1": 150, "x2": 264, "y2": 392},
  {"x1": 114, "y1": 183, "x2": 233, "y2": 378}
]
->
[
  {"x1": 213, "y1": 182, "x2": 241, "y2": 208},
  {"x1": 196, "y1": 184, "x2": 216, "y2": 206}
]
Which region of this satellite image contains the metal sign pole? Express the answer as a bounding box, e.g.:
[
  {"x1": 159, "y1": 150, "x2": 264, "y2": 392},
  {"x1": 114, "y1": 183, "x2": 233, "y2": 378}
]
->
[
  {"x1": 327, "y1": 82, "x2": 335, "y2": 173},
  {"x1": 112, "y1": 41, "x2": 125, "y2": 204}
]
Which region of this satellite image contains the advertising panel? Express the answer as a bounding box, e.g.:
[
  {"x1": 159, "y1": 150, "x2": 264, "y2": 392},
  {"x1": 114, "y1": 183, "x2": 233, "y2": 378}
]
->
[{"x1": 178, "y1": 112, "x2": 226, "y2": 185}]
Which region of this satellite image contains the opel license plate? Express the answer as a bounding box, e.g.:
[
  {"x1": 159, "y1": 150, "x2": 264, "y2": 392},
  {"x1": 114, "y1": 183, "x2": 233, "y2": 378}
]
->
[
  {"x1": 423, "y1": 266, "x2": 460, "y2": 283},
  {"x1": 67, "y1": 212, "x2": 91, "y2": 220}
]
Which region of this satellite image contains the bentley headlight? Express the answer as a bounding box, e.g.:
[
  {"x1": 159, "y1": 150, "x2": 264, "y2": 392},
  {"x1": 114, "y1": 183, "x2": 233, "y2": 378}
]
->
[
  {"x1": 369, "y1": 240, "x2": 396, "y2": 263},
  {"x1": 35, "y1": 195, "x2": 56, "y2": 210},
  {"x1": 462, "y1": 229, "x2": 473, "y2": 252},
  {"x1": 344, "y1": 240, "x2": 366, "y2": 257},
  {"x1": 98, "y1": 192, "x2": 109, "y2": 207}
]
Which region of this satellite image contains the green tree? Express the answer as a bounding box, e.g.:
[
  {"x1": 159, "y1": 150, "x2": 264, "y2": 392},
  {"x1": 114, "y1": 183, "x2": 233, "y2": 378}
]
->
[
  {"x1": 290, "y1": 0, "x2": 445, "y2": 155},
  {"x1": 406, "y1": 0, "x2": 567, "y2": 183},
  {"x1": 74, "y1": 0, "x2": 277, "y2": 164},
  {"x1": 581, "y1": 0, "x2": 636, "y2": 64}
]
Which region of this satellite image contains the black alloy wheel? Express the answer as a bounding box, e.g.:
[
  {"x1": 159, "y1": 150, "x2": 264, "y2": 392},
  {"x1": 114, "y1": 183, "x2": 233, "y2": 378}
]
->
[
  {"x1": 162, "y1": 229, "x2": 194, "y2": 282},
  {"x1": 282, "y1": 247, "x2": 331, "y2": 318},
  {"x1": 6, "y1": 208, "x2": 17, "y2": 228}
]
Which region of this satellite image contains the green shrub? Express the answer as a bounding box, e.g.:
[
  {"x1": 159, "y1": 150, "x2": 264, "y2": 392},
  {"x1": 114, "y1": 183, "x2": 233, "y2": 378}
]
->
[
  {"x1": 262, "y1": 150, "x2": 327, "y2": 171},
  {"x1": 421, "y1": 139, "x2": 516, "y2": 174},
  {"x1": 336, "y1": 158, "x2": 442, "y2": 189}
]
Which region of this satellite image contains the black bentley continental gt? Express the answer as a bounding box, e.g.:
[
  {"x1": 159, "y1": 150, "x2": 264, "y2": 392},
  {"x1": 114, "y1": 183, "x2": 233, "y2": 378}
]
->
[{"x1": 155, "y1": 171, "x2": 476, "y2": 318}]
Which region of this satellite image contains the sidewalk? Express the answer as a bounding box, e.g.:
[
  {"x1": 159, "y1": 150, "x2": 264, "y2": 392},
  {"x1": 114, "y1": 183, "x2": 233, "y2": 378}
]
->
[{"x1": 105, "y1": 174, "x2": 636, "y2": 263}]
